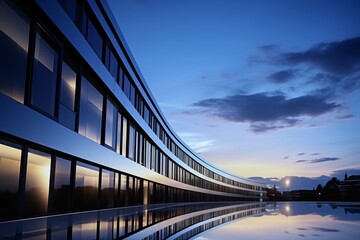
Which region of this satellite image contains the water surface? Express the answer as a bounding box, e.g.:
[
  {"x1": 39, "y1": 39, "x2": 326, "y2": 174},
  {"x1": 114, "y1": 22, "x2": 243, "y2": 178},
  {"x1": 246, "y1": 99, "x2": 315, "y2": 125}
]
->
[{"x1": 196, "y1": 202, "x2": 360, "y2": 240}]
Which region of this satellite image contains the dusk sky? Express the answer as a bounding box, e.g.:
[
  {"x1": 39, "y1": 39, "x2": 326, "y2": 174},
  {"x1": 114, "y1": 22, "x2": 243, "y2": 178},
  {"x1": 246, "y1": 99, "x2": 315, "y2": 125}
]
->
[{"x1": 107, "y1": 0, "x2": 360, "y2": 189}]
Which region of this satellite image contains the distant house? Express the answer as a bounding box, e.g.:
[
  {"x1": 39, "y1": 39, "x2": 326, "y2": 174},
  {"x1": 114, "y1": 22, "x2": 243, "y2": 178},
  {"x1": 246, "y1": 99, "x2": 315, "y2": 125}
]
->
[{"x1": 339, "y1": 175, "x2": 360, "y2": 201}]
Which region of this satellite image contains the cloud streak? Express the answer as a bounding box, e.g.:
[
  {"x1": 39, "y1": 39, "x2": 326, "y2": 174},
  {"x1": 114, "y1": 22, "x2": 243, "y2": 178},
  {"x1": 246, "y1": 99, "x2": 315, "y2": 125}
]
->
[
  {"x1": 296, "y1": 157, "x2": 339, "y2": 164},
  {"x1": 267, "y1": 69, "x2": 297, "y2": 84}
]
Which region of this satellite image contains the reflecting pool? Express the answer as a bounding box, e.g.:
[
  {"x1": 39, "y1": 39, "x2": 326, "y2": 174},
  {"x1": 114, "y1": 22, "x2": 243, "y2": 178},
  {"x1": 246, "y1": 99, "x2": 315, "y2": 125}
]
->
[
  {"x1": 0, "y1": 202, "x2": 358, "y2": 239},
  {"x1": 196, "y1": 202, "x2": 360, "y2": 240}
]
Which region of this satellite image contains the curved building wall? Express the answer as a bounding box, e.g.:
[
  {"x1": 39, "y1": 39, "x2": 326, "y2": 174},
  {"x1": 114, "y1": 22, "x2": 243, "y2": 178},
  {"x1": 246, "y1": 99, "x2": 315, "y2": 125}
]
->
[{"x1": 0, "y1": 0, "x2": 266, "y2": 221}]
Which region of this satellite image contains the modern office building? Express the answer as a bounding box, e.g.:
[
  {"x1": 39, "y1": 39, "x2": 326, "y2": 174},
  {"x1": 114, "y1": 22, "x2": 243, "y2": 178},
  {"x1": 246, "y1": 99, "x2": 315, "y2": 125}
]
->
[{"x1": 0, "y1": 0, "x2": 266, "y2": 222}]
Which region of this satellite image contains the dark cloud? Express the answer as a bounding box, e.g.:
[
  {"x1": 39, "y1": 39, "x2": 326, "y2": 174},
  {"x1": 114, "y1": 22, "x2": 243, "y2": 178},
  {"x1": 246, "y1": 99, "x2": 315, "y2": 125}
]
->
[
  {"x1": 311, "y1": 153, "x2": 320, "y2": 155},
  {"x1": 257, "y1": 44, "x2": 280, "y2": 54},
  {"x1": 191, "y1": 92, "x2": 340, "y2": 132},
  {"x1": 281, "y1": 37, "x2": 360, "y2": 75},
  {"x1": 283, "y1": 156, "x2": 289, "y2": 159},
  {"x1": 297, "y1": 157, "x2": 340, "y2": 164},
  {"x1": 267, "y1": 69, "x2": 297, "y2": 84},
  {"x1": 253, "y1": 37, "x2": 360, "y2": 96},
  {"x1": 336, "y1": 114, "x2": 354, "y2": 120},
  {"x1": 311, "y1": 227, "x2": 340, "y2": 233},
  {"x1": 297, "y1": 152, "x2": 306, "y2": 156}
]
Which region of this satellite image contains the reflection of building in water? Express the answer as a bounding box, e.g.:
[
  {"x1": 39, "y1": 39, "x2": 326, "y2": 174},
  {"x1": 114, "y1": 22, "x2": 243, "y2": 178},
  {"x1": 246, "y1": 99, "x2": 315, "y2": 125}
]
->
[
  {"x1": 0, "y1": 0, "x2": 266, "y2": 222},
  {"x1": 0, "y1": 202, "x2": 266, "y2": 239},
  {"x1": 340, "y1": 175, "x2": 360, "y2": 201}
]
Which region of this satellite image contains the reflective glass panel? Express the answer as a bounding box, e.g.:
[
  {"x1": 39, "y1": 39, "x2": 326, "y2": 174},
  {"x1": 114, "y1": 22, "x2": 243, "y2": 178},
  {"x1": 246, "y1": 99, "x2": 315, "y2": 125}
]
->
[
  {"x1": 58, "y1": 0, "x2": 77, "y2": 22},
  {"x1": 0, "y1": 1, "x2": 29, "y2": 103},
  {"x1": 105, "y1": 99, "x2": 117, "y2": 149},
  {"x1": 120, "y1": 174, "x2": 127, "y2": 206},
  {"x1": 24, "y1": 149, "x2": 51, "y2": 216},
  {"x1": 128, "y1": 125, "x2": 136, "y2": 160},
  {"x1": 31, "y1": 31, "x2": 59, "y2": 116},
  {"x1": 101, "y1": 169, "x2": 114, "y2": 208},
  {"x1": 53, "y1": 157, "x2": 71, "y2": 212},
  {"x1": 87, "y1": 18, "x2": 102, "y2": 59},
  {"x1": 75, "y1": 162, "x2": 99, "y2": 210},
  {"x1": 121, "y1": 117, "x2": 127, "y2": 157},
  {"x1": 79, "y1": 76, "x2": 103, "y2": 143},
  {"x1": 59, "y1": 62, "x2": 76, "y2": 130},
  {"x1": 116, "y1": 112, "x2": 122, "y2": 154},
  {"x1": 0, "y1": 142, "x2": 21, "y2": 219}
]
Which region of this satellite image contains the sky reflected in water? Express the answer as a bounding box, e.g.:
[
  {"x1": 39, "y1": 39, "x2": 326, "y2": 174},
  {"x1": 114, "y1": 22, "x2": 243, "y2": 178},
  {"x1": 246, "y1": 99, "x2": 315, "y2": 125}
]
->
[{"x1": 196, "y1": 202, "x2": 360, "y2": 240}]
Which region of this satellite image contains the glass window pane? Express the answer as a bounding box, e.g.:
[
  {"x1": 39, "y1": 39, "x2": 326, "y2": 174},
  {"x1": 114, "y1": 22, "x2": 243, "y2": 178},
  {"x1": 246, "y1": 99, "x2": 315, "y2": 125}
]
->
[
  {"x1": 138, "y1": 133, "x2": 143, "y2": 165},
  {"x1": 105, "y1": 99, "x2": 117, "y2": 148},
  {"x1": 53, "y1": 157, "x2": 71, "y2": 213},
  {"x1": 59, "y1": 61, "x2": 76, "y2": 130},
  {"x1": 58, "y1": 0, "x2": 77, "y2": 23},
  {"x1": 120, "y1": 174, "x2": 127, "y2": 206},
  {"x1": 128, "y1": 176, "x2": 133, "y2": 206},
  {"x1": 79, "y1": 76, "x2": 103, "y2": 143},
  {"x1": 0, "y1": 1, "x2": 29, "y2": 103},
  {"x1": 31, "y1": 31, "x2": 59, "y2": 116},
  {"x1": 25, "y1": 149, "x2": 51, "y2": 216},
  {"x1": 118, "y1": 65, "x2": 123, "y2": 87},
  {"x1": 114, "y1": 172, "x2": 119, "y2": 207},
  {"x1": 116, "y1": 112, "x2": 122, "y2": 154},
  {"x1": 87, "y1": 18, "x2": 102, "y2": 59},
  {"x1": 121, "y1": 117, "x2": 127, "y2": 157},
  {"x1": 110, "y1": 51, "x2": 118, "y2": 80},
  {"x1": 128, "y1": 125, "x2": 136, "y2": 160},
  {"x1": 105, "y1": 44, "x2": 118, "y2": 81},
  {"x1": 75, "y1": 162, "x2": 99, "y2": 210},
  {"x1": 0, "y1": 142, "x2": 21, "y2": 219},
  {"x1": 123, "y1": 74, "x2": 130, "y2": 99},
  {"x1": 101, "y1": 169, "x2": 114, "y2": 208},
  {"x1": 143, "y1": 180, "x2": 148, "y2": 205}
]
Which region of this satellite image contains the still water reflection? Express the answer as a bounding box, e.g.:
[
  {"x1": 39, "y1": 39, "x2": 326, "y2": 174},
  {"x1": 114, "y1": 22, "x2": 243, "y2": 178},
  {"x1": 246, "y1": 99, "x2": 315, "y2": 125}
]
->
[
  {"x1": 196, "y1": 202, "x2": 360, "y2": 240},
  {"x1": 0, "y1": 202, "x2": 265, "y2": 239},
  {"x1": 0, "y1": 202, "x2": 358, "y2": 239}
]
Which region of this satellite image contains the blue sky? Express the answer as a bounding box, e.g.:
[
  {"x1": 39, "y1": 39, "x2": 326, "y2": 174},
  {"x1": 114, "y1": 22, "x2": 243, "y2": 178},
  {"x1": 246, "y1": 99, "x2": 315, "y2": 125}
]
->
[{"x1": 108, "y1": 0, "x2": 360, "y2": 189}]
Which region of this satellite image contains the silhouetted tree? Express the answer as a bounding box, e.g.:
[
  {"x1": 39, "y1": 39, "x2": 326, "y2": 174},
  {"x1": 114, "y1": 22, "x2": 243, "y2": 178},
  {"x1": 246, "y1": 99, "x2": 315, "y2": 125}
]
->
[{"x1": 322, "y1": 177, "x2": 340, "y2": 201}]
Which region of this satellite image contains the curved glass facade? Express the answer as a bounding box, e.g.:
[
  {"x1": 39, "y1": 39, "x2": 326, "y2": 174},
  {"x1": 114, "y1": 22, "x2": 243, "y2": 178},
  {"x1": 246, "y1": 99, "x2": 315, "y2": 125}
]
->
[{"x1": 0, "y1": 0, "x2": 266, "y2": 222}]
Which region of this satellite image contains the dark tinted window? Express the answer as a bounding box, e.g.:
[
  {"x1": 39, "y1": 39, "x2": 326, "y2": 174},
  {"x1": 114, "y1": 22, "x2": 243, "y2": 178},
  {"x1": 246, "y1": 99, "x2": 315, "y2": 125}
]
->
[
  {"x1": 53, "y1": 157, "x2": 71, "y2": 212},
  {"x1": 59, "y1": 62, "x2": 77, "y2": 130},
  {"x1": 58, "y1": 0, "x2": 78, "y2": 22},
  {"x1": 0, "y1": 142, "x2": 21, "y2": 219},
  {"x1": 0, "y1": 1, "x2": 29, "y2": 103},
  {"x1": 105, "y1": 99, "x2": 117, "y2": 148},
  {"x1": 75, "y1": 162, "x2": 99, "y2": 210},
  {"x1": 31, "y1": 30, "x2": 59, "y2": 116},
  {"x1": 79, "y1": 76, "x2": 103, "y2": 143},
  {"x1": 101, "y1": 169, "x2": 114, "y2": 208},
  {"x1": 24, "y1": 149, "x2": 51, "y2": 216}
]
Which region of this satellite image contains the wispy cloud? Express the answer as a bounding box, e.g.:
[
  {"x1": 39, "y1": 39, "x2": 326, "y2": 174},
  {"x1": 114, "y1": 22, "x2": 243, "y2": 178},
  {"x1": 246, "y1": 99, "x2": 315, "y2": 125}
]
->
[
  {"x1": 296, "y1": 157, "x2": 340, "y2": 164},
  {"x1": 297, "y1": 152, "x2": 306, "y2": 156},
  {"x1": 267, "y1": 69, "x2": 298, "y2": 84}
]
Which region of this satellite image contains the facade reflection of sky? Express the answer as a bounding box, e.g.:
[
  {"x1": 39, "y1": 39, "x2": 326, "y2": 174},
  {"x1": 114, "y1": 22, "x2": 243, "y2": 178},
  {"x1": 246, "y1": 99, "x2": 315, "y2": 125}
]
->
[{"x1": 196, "y1": 202, "x2": 360, "y2": 240}]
